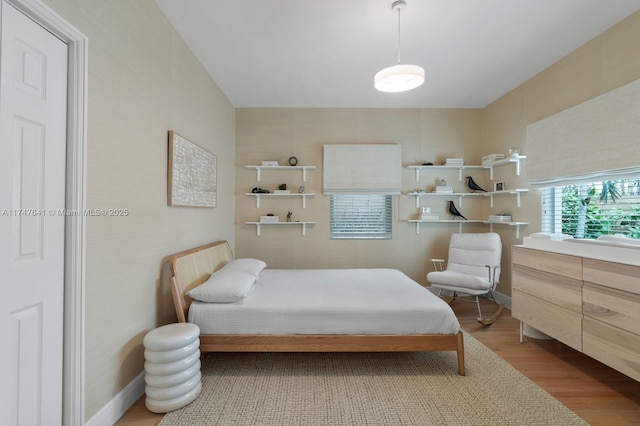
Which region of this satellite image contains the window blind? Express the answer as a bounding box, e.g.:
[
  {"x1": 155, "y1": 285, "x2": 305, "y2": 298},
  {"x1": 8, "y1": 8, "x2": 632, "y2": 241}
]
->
[
  {"x1": 330, "y1": 195, "x2": 392, "y2": 239},
  {"x1": 525, "y1": 78, "x2": 640, "y2": 188},
  {"x1": 323, "y1": 144, "x2": 402, "y2": 195}
]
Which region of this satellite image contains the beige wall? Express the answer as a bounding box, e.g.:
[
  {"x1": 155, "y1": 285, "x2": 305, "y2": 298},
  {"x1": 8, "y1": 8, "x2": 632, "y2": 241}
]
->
[
  {"x1": 42, "y1": 0, "x2": 236, "y2": 420},
  {"x1": 236, "y1": 10, "x2": 640, "y2": 299},
  {"x1": 482, "y1": 9, "x2": 640, "y2": 294},
  {"x1": 235, "y1": 108, "x2": 490, "y2": 283}
]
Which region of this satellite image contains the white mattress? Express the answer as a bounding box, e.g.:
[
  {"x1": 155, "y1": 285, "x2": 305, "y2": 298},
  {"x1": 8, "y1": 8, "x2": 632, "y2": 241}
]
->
[{"x1": 188, "y1": 268, "x2": 461, "y2": 335}]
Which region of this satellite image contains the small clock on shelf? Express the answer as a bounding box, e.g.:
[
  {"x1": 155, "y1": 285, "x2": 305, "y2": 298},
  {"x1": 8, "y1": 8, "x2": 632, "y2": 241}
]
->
[{"x1": 288, "y1": 156, "x2": 298, "y2": 166}]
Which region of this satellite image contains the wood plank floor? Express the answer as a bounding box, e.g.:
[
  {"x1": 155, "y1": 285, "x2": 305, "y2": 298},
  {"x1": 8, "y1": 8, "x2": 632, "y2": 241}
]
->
[{"x1": 115, "y1": 299, "x2": 640, "y2": 425}]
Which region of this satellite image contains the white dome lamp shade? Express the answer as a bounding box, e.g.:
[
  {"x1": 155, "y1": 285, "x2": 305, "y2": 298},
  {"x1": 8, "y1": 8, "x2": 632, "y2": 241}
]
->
[{"x1": 375, "y1": 0, "x2": 425, "y2": 93}]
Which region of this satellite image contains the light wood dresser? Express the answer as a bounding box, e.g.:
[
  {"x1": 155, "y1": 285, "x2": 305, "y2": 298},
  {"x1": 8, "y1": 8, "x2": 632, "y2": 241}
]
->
[{"x1": 512, "y1": 245, "x2": 640, "y2": 382}]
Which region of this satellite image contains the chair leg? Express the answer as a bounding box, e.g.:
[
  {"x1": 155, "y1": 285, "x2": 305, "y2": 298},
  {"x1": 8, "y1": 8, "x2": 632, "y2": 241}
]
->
[
  {"x1": 475, "y1": 295, "x2": 482, "y2": 319},
  {"x1": 476, "y1": 291, "x2": 505, "y2": 326},
  {"x1": 437, "y1": 289, "x2": 455, "y2": 305}
]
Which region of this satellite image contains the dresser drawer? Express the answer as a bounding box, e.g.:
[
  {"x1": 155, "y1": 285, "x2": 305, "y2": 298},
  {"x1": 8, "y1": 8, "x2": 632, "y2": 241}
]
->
[
  {"x1": 583, "y1": 317, "x2": 640, "y2": 382},
  {"x1": 512, "y1": 264, "x2": 582, "y2": 313},
  {"x1": 583, "y1": 282, "x2": 640, "y2": 335},
  {"x1": 583, "y1": 258, "x2": 640, "y2": 295},
  {"x1": 513, "y1": 290, "x2": 582, "y2": 351},
  {"x1": 512, "y1": 246, "x2": 582, "y2": 280}
]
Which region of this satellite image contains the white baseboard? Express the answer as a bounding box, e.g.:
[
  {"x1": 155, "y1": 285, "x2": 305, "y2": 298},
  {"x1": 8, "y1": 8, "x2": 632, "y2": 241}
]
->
[{"x1": 85, "y1": 371, "x2": 145, "y2": 426}]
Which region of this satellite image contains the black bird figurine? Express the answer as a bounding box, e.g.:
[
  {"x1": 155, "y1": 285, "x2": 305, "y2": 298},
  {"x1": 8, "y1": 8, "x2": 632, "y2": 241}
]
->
[
  {"x1": 448, "y1": 200, "x2": 467, "y2": 220},
  {"x1": 466, "y1": 176, "x2": 487, "y2": 192}
]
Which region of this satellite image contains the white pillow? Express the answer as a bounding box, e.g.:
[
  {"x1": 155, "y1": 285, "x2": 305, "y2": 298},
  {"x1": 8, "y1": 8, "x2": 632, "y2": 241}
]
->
[
  {"x1": 187, "y1": 270, "x2": 256, "y2": 303},
  {"x1": 222, "y1": 258, "x2": 266, "y2": 277}
]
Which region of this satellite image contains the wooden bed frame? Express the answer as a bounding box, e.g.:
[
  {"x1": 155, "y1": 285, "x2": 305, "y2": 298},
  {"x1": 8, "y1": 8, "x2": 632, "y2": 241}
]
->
[{"x1": 169, "y1": 240, "x2": 465, "y2": 375}]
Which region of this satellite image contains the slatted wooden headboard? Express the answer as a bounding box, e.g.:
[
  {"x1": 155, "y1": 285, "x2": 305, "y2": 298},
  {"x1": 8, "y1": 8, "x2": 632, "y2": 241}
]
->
[{"x1": 169, "y1": 240, "x2": 233, "y2": 322}]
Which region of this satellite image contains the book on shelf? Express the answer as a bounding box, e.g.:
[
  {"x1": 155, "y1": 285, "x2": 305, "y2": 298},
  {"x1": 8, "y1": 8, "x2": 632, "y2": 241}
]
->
[
  {"x1": 488, "y1": 214, "x2": 512, "y2": 222},
  {"x1": 445, "y1": 158, "x2": 464, "y2": 166}
]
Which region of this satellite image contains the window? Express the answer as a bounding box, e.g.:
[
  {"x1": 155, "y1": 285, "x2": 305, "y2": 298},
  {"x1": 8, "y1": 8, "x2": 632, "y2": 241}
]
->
[
  {"x1": 330, "y1": 195, "x2": 392, "y2": 239},
  {"x1": 542, "y1": 179, "x2": 640, "y2": 239}
]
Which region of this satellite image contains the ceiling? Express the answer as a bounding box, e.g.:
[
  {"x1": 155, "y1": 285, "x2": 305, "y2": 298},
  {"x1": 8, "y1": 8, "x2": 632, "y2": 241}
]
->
[{"x1": 155, "y1": 0, "x2": 640, "y2": 109}]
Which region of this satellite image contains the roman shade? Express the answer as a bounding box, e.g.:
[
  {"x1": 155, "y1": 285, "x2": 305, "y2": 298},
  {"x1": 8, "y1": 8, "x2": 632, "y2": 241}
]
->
[
  {"x1": 323, "y1": 144, "x2": 402, "y2": 195},
  {"x1": 525, "y1": 78, "x2": 640, "y2": 187}
]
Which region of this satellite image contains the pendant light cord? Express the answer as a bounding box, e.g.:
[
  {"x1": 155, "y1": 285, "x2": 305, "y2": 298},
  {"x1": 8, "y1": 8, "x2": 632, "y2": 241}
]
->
[{"x1": 396, "y1": 6, "x2": 402, "y2": 64}]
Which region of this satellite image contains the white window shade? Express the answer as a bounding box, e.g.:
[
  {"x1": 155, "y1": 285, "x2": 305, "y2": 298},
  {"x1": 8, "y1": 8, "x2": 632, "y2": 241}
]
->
[
  {"x1": 525, "y1": 78, "x2": 640, "y2": 187},
  {"x1": 323, "y1": 144, "x2": 402, "y2": 195}
]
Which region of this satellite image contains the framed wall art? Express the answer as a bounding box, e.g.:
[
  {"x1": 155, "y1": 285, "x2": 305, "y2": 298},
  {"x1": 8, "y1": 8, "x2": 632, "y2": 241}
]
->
[{"x1": 168, "y1": 131, "x2": 217, "y2": 207}]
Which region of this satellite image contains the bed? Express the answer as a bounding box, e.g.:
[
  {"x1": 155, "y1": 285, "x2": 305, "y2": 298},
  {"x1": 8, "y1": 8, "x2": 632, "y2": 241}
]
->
[{"x1": 169, "y1": 240, "x2": 465, "y2": 375}]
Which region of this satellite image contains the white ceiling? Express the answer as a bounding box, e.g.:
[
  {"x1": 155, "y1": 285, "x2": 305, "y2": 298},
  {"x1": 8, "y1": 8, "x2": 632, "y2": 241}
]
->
[{"x1": 155, "y1": 0, "x2": 640, "y2": 109}]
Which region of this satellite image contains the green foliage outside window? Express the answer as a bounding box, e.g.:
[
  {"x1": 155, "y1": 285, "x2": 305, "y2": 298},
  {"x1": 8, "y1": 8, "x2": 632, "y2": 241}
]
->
[{"x1": 561, "y1": 180, "x2": 640, "y2": 239}]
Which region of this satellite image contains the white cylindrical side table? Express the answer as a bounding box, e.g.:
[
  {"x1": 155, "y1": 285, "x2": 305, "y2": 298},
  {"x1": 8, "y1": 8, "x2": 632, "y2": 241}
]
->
[{"x1": 143, "y1": 323, "x2": 202, "y2": 413}]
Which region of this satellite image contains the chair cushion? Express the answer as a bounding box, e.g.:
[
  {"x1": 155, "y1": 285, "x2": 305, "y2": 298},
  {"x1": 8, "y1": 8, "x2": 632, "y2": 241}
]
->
[{"x1": 427, "y1": 270, "x2": 491, "y2": 294}]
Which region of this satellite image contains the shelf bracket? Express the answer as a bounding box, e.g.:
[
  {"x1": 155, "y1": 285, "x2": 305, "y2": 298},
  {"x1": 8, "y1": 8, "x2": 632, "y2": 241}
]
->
[
  {"x1": 415, "y1": 168, "x2": 420, "y2": 181},
  {"x1": 516, "y1": 191, "x2": 521, "y2": 207},
  {"x1": 255, "y1": 195, "x2": 260, "y2": 208},
  {"x1": 489, "y1": 193, "x2": 494, "y2": 208},
  {"x1": 255, "y1": 223, "x2": 261, "y2": 236}
]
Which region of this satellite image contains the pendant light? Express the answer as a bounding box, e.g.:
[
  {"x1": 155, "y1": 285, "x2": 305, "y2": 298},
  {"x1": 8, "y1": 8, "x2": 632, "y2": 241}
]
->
[{"x1": 374, "y1": 0, "x2": 425, "y2": 93}]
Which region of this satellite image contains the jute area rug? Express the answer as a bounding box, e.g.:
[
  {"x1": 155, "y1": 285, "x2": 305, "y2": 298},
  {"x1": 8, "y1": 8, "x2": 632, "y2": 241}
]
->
[{"x1": 159, "y1": 332, "x2": 587, "y2": 425}]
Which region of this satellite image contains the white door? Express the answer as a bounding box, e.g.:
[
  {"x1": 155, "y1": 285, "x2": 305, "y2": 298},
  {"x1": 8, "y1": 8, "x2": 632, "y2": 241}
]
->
[{"x1": 0, "y1": 2, "x2": 68, "y2": 425}]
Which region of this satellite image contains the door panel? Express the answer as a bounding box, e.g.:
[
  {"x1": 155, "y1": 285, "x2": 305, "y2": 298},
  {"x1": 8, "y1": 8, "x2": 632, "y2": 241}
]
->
[{"x1": 1, "y1": 2, "x2": 68, "y2": 425}]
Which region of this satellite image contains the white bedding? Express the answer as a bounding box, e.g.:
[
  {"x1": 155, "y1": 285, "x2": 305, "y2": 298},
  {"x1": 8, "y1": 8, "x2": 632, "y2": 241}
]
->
[{"x1": 188, "y1": 268, "x2": 461, "y2": 335}]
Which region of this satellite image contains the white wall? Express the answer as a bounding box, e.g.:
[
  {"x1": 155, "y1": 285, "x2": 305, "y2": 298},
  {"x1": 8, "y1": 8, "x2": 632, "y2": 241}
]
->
[{"x1": 42, "y1": 0, "x2": 236, "y2": 419}]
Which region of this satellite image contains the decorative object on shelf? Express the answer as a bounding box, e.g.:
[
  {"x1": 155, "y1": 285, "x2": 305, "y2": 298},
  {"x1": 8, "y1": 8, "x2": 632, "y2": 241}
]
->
[
  {"x1": 419, "y1": 207, "x2": 438, "y2": 221},
  {"x1": 251, "y1": 187, "x2": 270, "y2": 193},
  {"x1": 435, "y1": 179, "x2": 453, "y2": 193},
  {"x1": 288, "y1": 156, "x2": 298, "y2": 166},
  {"x1": 262, "y1": 160, "x2": 279, "y2": 167},
  {"x1": 298, "y1": 185, "x2": 305, "y2": 193},
  {"x1": 507, "y1": 147, "x2": 520, "y2": 157},
  {"x1": 260, "y1": 215, "x2": 279, "y2": 223},
  {"x1": 286, "y1": 211, "x2": 293, "y2": 222},
  {"x1": 447, "y1": 200, "x2": 467, "y2": 220},
  {"x1": 275, "y1": 183, "x2": 290, "y2": 194},
  {"x1": 482, "y1": 153, "x2": 506, "y2": 166},
  {"x1": 421, "y1": 162, "x2": 434, "y2": 166},
  {"x1": 494, "y1": 181, "x2": 505, "y2": 191},
  {"x1": 374, "y1": 0, "x2": 425, "y2": 93},
  {"x1": 168, "y1": 131, "x2": 217, "y2": 208},
  {"x1": 489, "y1": 213, "x2": 512, "y2": 222},
  {"x1": 466, "y1": 176, "x2": 487, "y2": 192}
]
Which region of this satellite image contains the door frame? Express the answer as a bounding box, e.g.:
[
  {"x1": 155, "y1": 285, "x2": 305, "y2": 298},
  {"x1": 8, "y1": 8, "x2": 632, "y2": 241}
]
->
[{"x1": 1, "y1": 0, "x2": 87, "y2": 424}]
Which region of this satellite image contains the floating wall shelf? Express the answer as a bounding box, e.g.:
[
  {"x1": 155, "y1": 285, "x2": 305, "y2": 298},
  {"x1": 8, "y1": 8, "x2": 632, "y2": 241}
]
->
[
  {"x1": 245, "y1": 165, "x2": 316, "y2": 182},
  {"x1": 244, "y1": 193, "x2": 316, "y2": 208},
  {"x1": 245, "y1": 221, "x2": 316, "y2": 236}
]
